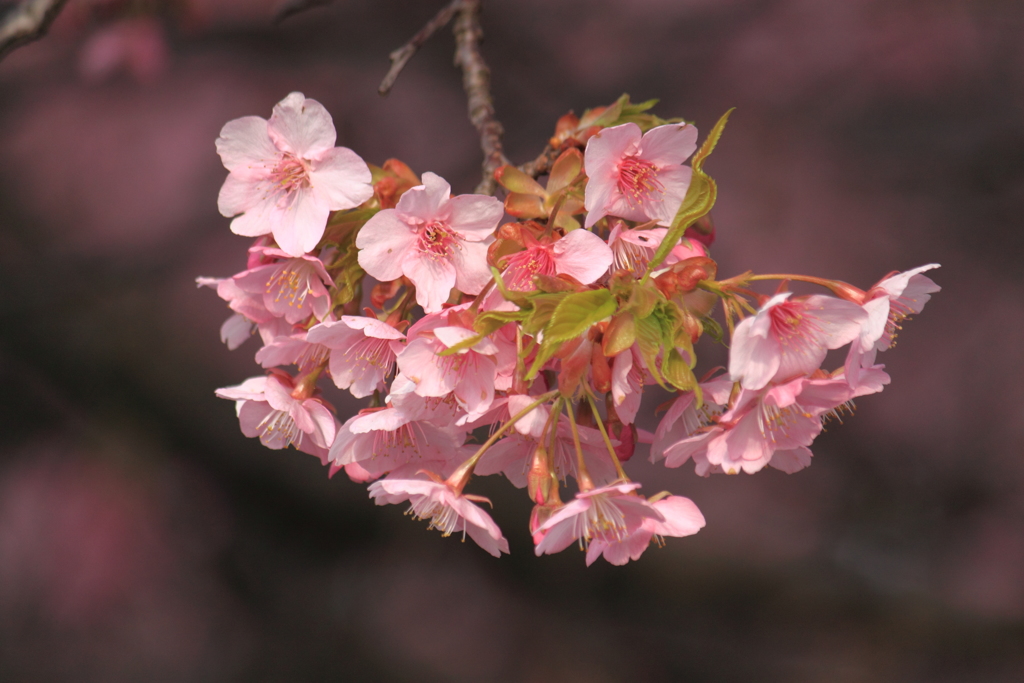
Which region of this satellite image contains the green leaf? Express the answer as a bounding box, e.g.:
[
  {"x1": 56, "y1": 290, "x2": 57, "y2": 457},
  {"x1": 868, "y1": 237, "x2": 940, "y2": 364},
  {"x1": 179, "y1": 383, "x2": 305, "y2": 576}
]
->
[
  {"x1": 474, "y1": 309, "x2": 528, "y2": 335},
  {"x1": 602, "y1": 312, "x2": 636, "y2": 357},
  {"x1": 545, "y1": 289, "x2": 616, "y2": 344},
  {"x1": 523, "y1": 293, "x2": 565, "y2": 336}
]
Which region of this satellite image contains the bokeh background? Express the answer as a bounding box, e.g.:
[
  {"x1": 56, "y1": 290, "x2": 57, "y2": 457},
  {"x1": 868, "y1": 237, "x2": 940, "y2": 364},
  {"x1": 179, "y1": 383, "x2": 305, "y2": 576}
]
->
[{"x1": 1, "y1": 0, "x2": 1022, "y2": 681}]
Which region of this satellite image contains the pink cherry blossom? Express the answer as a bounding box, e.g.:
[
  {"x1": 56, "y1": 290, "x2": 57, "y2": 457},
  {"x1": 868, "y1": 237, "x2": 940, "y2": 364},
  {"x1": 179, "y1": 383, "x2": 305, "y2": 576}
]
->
[
  {"x1": 369, "y1": 477, "x2": 509, "y2": 557},
  {"x1": 356, "y1": 172, "x2": 503, "y2": 313},
  {"x1": 611, "y1": 346, "x2": 647, "y2": 425},
  {"x1": 584, "y1": 495, "x2": 705, "y2": 566},
  {"x1": 729, "y1": 292, "x2": 867, "y2": 391},
  {"x1": 306, "y1": 316, "x2": 405, "y2": 398},
  {"x1": 217, "y1": 92, "x2": 373, "y2": 257},
  {"x1": 254, "y1": 329, "x2": 330, "y2": 373},
  {"x1": 658, "y1": 375, "x2": 854, "y2": 475},
  {"x1": 231, "y1": 248, "x2": 334, "y2": 325},
  {"x1": 607, "y1": 222, "x2": 707, "y2": 276},
  {"x1": 328, "y1": 408, "x2": 468, "y2": 482},
  {"x1": 396, "y1": 324, "x2": 504, "y2": 421},
  {"x1": 483, "y1": 228, "x2": 613, "y2": 310},
  {"x1": 533, "y1": 483, "x2": 703, "y2": 564},
  {"x1": 583, "y1": 122, "x2": 698, "y2": 229},
  {"x1": 861, "y1": 264, "x2": 942, "y2": 354},
  {"x1": 215, "y1": 373, "x2": 337, "y2": 459}
]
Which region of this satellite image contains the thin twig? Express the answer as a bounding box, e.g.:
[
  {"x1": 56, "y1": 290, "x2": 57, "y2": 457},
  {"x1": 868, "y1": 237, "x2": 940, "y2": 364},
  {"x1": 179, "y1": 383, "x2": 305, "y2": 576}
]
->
[
  {"x1": 378, "y1": 0, "x2": 462, "y2": 95},
  {"x1": 0, "y1": 0, "x2": 69, "y2": 63},
  {"x1": 274, "y1": 0, "x2": 334, "y2": 25},
  {"x1": 519, "y1": 144, "x2": 559, "y2": 178},
  {"x1": 452, "y1": 0, "x2": 509, "y2": 194}
]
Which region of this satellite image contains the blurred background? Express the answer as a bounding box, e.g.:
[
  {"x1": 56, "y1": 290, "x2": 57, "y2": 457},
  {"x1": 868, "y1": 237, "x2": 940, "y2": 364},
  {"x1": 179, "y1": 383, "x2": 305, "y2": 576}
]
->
[{"x1": 1, "y1": 0, "x2": 1022, "y2": 680}]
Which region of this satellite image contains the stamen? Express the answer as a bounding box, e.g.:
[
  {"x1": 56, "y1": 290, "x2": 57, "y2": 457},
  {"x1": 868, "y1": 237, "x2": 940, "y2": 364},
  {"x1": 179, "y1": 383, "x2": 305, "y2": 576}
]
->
[{"x1": 617, "y1": 156, "x2": 664, "y2": 206}]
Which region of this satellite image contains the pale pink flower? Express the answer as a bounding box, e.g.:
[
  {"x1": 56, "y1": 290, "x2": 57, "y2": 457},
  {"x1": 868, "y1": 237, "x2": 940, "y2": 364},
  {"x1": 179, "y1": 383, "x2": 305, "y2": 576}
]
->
[
  {"x1": 660, "y1": 375, "x2": 854, "y2": 475},
  {"x1": 583, "y1": 122, "x2": 698, "y2": 228},
  {"x1": 216, "y1": 92, "x2": 373, "y2": 256},
  {"x1": 729, "y1": 292, "x2": 866, "y2": 391},
  {"x1": 327, "y1": 409, "x2": 468, "y2": 482},
  {"x1": 534, "y1": 483, "x2": 703, "y2": 564},
  {"x1": 606, "y1": 222, "x2": 707, "y2": 275},
  {"x1": 254, "y1": 329, "x2": 331, "y2": 373},
  {"x1": 861, "y1": 264, "x2": 942, "y2": 354},
  {"x1": 306, "y1": 316, "x2": 405, "y2": 398},
  {"x1": 396, "y1": 325, "x2": 501, "y2": 421},
  {"x1": 584, "y1": 495, "x2": 705, "y2": 566},
  {"x1": 369, "y1": 478, "x2": 510, "y2": 557},
  {"x1": 356, "y1": 172, "x2": 503, "y2": 313},
  {"x1": 232, "y1": 248, "x2": 334, "y2": 324},
  {"x1": 475, "y1": 422, "x2": 619, "y2": 488},
  {"x1": 215, "y1": 374, "x2": 337, "y2": 459}
]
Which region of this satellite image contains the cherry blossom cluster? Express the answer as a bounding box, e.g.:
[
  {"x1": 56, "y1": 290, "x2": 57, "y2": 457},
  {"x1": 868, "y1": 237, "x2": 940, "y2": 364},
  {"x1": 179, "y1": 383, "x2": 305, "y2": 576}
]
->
[{"x1": 200, "y1": 92, "x2": 940, "y2": 565}]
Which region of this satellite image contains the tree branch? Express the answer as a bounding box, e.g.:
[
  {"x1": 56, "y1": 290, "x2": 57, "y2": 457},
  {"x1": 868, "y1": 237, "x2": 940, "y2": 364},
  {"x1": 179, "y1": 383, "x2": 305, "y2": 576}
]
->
[
  {"x1": 274, "y1": 0, "x2": 335, "y2": 25},
  {"x1": 0, "y1": 0, "x2": 69, "y2": 63},
  {"x1": 378, "y1": 0, "x2": 461, "y2": 95},
  {"x1": 452, "y1": 0, "x2": 508, "y2": 195}
]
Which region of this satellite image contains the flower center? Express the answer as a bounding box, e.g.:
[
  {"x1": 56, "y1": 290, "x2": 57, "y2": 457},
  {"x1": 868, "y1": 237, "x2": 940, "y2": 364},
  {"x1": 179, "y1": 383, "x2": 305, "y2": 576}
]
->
[
  {"x1": 408, "y1": 495, "x2": 462, "y2": 537},
  {"x1": 266, "y1": 261, "x2": 315, "y2": 309},
  {"x1": 257, "y1": 409, "x2": 302, "y2": 449},
  {"x1": 579, "y1": 495, "x2": 631, "y2": 546},
  {"x1": 617, "y1": 156, "x2": 664, "y2": 206},
  {"x1": 271, "y1": 154, "x2": 311, "y2": 193},
  {"x1": 502, "y1": 246, "x2": 556, "y2": 291},
  {"x1": 418, "y1": 220, "x2": 460, "y2": 259}
]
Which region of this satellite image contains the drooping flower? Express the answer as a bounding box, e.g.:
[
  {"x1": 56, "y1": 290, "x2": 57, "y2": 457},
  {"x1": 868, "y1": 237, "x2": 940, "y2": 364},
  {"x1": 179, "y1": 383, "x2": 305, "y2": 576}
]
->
[
  {"x1": 216, "y1": 92, "x2": 373, "y2": 256},
  {"x1": 369, "y1": 477, "x2": 510, "y2": 557},
  {"x1": 306, "y1": 316, "x2": 405, "y2": 398},
  {"x1": 215, "y1": 373, "x2": 337, "y2": 460},
  {"x1": 232, "y1": 248, "x2": 335, "y2": 324},
  {"x1": 658, "y1": 375, "x2": 855, "y2": 475},
  {"x1": 584, "y1": 495, "x2": 705, "y2": 566},
  {"x1": 583, "y1": 122, "x2": 698, "y2": 228},
  {"x1": 533, "y1": 482, "x2": 703, "y2": 564},
  {"x1": 729, "y1": 292, "x2": 866, "y2": 391},
  {"x1": 356, "y1": 172, "x2": 504, "y2": 313}
]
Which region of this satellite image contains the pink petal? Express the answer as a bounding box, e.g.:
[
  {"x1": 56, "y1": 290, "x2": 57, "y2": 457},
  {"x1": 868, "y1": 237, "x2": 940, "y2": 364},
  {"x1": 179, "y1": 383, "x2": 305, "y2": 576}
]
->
[
  {"x1": 551, "y1": 229, "x2": 613, "y2": 284},
  {"x1": 584, "y1": 123, "x2": 641, "y2": 179},
  {"x1": 447, "y1": 193, "x2": 505, "y2": 241},
  {"x1": 648, "y1": 496, "x2": 705, "y2": 536},
  {"x1": 267, "y1": 92, "x2": 336, "y2": 159},
  {"x1": 403, "y1": 250, "x2": 457, "y2": 314},
  {"x1": 638, "y1": 164, "x2": 691, "y2": 226},
  {"x1": 395, "y1": 172, "x2": 451, "y2": 221},
  {"x1": 638, "y1": 123, "x2": 698, "y2": 166},
  {"x1": 228, "y1": 195, "x2": 277, "y2": 237},
  {"x1": 356, "y1": 210, "x2": 418, "y2": 282},
  {"x1": 308, "y1": 147, "x2": 373, "y2": 210},
  {"x1": 451, "y1": 240, "x2": 493, "y2": 296},
  {"x1": 272, "y1": 187, "x2": 332, "y2": 257},
  {"x1": 769, "y1": 446, "x2": 813, "y2": 474},
  {"x1": 216, "y1": 115, "x2": 278, "y2": 176}
]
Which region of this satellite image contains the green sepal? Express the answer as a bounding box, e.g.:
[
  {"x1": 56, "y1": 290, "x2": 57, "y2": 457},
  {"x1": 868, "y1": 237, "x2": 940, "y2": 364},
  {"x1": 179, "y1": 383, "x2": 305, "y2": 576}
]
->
[{"x1": 663, "y1": 348, "x2": 697, "y2": 392}]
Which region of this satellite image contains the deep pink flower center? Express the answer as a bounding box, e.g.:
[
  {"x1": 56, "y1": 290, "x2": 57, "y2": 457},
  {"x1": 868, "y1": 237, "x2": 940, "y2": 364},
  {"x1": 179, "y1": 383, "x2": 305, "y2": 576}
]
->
[
  {"x1": 271, "y1": 154, "x2": 311, "y2": 193},
  {"x1": 768, "y1": 301, "x2": 810, "y2": 342},
  {"x1": 616, "y1": 156, "x2": 664, "y2": 206},
  {"x1": 418, "y1": 220, "x2": 460, "y2": 258},
  {"x1": 502, "y1": 246, "x2": 556, "y2": 291}
]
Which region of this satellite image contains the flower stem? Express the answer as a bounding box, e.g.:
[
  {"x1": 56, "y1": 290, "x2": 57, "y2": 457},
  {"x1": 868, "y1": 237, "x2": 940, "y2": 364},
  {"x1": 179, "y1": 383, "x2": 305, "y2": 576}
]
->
[{"x1": 584, "y1": 390, "x2": 629, "y2": 482}]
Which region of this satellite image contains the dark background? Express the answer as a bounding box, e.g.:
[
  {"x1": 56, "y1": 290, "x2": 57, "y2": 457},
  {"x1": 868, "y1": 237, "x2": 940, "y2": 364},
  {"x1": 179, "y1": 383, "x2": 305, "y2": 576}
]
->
[{"x1": 1, "y1": 0, "x2": 1022, "y2": 681}]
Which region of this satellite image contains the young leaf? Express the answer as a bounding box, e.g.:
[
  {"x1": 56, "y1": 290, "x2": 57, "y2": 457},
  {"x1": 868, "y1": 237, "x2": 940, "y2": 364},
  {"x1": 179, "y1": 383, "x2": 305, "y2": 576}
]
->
[{"x1": 545, "y1": 289, "x2": 616, "y2": 344}]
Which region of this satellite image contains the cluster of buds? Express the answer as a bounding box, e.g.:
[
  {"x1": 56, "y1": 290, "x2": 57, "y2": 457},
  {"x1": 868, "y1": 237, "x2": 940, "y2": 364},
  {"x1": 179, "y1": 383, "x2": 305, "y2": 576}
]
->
[{"x1": 200, "y1": 92, "x2": 940, "y2": 565}]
